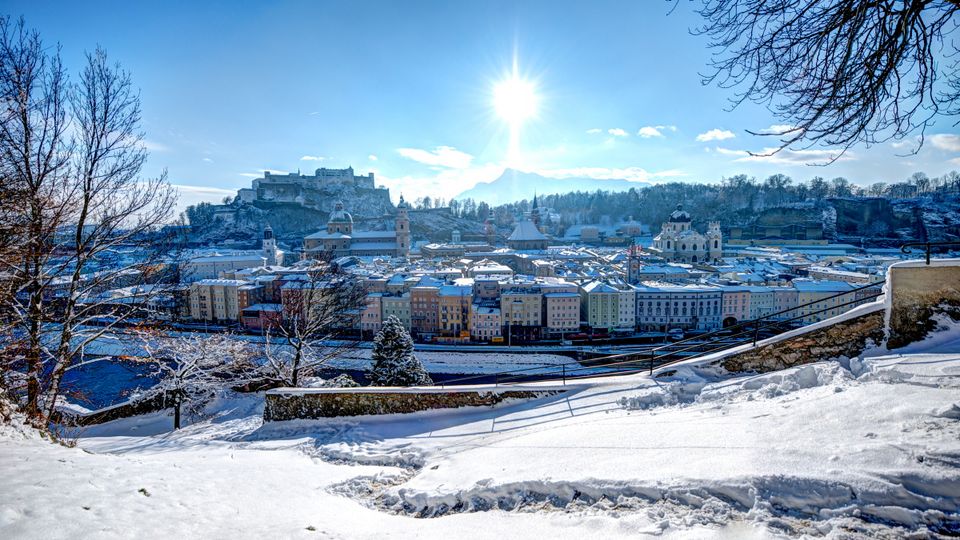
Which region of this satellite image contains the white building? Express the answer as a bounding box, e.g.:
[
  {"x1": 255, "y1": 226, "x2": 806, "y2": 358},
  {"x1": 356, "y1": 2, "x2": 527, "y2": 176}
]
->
[
  {"x1": 617, "y1": 285, "x2": 636, "y2": 331},
  {"x1": 634, "y1": 282, "x2": 723, "y2": 332},
  {"x1": 793, "y1": 280, "x2": 856, "y2": 323},
  {"x1": 650, "y1": 204, "x2": 722, "y2": 263},
  {"x1": 180, "y1": 254, "x2": 266, "y2": 282},
  {"x1": 746, "y1": 286, "x2": 776, "y2": 320}
]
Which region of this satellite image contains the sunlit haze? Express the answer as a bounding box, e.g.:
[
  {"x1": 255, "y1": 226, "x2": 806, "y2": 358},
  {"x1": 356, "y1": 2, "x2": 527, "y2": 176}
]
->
[{"x1": 5, "y1": 0, "x2": 960, "y2": 211}]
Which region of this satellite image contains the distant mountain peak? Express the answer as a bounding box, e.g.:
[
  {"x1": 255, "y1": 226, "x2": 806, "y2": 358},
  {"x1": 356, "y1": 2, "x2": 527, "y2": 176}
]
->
[{"x1": 455, "y1": 168, "x2": 649, "y2": 205}]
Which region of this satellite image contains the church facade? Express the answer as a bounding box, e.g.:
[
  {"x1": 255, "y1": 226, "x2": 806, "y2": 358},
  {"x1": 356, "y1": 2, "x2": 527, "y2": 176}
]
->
[
  {"x1": 650, "y1": 204, "x2": 722, "y2": 263},
  {"x1": 302, "y1": 198, "x2": 411, "y2": 259}
]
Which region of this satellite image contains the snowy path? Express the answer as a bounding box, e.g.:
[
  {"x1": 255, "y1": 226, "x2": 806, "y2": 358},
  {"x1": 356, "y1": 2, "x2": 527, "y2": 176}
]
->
[{"x1": 2, "y1": 341, "x2": 959, "y2": 538}]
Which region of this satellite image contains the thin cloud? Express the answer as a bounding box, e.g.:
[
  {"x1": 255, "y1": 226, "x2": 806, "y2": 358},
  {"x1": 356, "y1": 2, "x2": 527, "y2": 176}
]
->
[
  {"x1": 142, "y1": 139, "x2": 169, "y2": 152},
  {"x1": 608, "y1": 128, "x2": 629, "y2": 137},
  {"x1": 696, "y1": 129, "x2": 736, "y2": 142},
  {"x1": 239, "y1": 169, "x2": 289, "y2": 178},
  {"x1": 397, "y1": 146, "x2": 473, "y2": 169},
  {"x1": 202, "y1": 157, "x2": 213, "y2": 163},
  {"x1": 586, "y1": 128, "x2": 603, "y2": 134},
  {"x1": 716, "y1": 146, "x2": 853, "y2": 165},
  {"x1": 172, "y1": 184, "x2": 238, "y2": 196},
  {"x1": 368, "y1": 154, "x2": 378, "y2": 161},
  {"x1": 535, "y1": 166, "x2": 685, "y2": 183},
  {"x1": 300, "y1": 155, "x2": 326, "y2": 161},
  {"x1": 929, "y1": 134, "x2": 960, "y2": 152},
  {"x1": 756, "y1": 124, "x2": 797, "y2": 135}
]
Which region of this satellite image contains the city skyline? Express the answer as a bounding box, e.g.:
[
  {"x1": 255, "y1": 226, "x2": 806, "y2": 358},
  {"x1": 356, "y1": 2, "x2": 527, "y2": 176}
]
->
[{"x1": 7, "y1": 0, "x2": 960, "y2": 216}]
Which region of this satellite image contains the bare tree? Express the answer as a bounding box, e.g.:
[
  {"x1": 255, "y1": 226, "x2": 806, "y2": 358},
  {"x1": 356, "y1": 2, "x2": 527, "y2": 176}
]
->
[
  {"x1": 136, "y1": 332, "x2": 256, "y2": 430},
  {"x1": 869, "y1": 182, "x2": 888, "y2": 197},
  {"x1": 694, "y1": 0, "x2": 960, "y2": 159},
  {"x1": 0, "y1": 18, "x2": 73, "y2": 419},
  {"x1": 262, "y1": 255, "x2": 366, "y2": 387},
  {"x1": 0, "y1": 17, "x2": 177, "y2": 423}
]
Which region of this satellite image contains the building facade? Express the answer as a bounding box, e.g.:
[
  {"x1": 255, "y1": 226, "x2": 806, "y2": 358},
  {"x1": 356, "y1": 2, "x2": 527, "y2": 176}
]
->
[
  {"x1": 303, "y1": 198, "x2": 411, "y2": 259},
  {"x1": 650, "y1": 205, "x2": 722, "y2": 263}
]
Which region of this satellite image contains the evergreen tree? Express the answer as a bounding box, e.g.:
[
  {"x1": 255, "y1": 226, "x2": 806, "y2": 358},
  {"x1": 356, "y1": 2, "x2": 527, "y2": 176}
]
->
[{"x1": 368, "y1": 316, "x2": 432, "y2": 386}]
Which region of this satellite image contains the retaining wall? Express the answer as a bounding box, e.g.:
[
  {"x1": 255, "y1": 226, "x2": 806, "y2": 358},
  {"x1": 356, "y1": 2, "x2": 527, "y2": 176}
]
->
[
  {"x1": 886, "y1": 260, "x2": 960, "y2": 349},
  {"x1": 720, "y1": 308, "x2": 885, "y2": 373},
  {"x1": 264, "y1": 386, "x2": 568, "y2": 420}
]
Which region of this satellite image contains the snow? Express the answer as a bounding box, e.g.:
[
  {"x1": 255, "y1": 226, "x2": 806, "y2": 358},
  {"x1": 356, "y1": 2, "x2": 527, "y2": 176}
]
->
[
  {"x1": 268, "y1": 383, "x2": 575, "y2": 396},
  {"x1": 3, "y1": 322, "x2": 960, "y2": 537}
]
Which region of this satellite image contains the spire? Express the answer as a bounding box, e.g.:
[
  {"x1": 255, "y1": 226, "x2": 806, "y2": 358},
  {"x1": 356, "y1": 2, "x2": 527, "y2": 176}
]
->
[{"x1": 532, "y1": 192, "x2": 538, "y2": 210}]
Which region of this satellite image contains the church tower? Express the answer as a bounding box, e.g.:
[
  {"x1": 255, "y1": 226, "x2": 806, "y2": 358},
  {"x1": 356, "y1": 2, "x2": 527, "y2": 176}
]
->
[
  {"x1": 707, "y1": 221, "x2": 723, "y2": 262},
  {"x1": 262, "y1": 224, "x2": 278, "y2": 265},
  {"x1": 395, "y1": 195, "x2": 410, "y2": 257},
  {"x1": 484, "y1": 208, "x2": 496, "y2": 246}
]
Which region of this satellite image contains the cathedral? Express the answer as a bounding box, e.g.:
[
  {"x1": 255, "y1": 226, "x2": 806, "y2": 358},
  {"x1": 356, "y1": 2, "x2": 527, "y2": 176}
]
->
[
  {"x1": 650, "y1": 204, "x2": 722, "y2": 263},
  {"x1": 302, "y1": 197, "x2": 411, "y2": 259}
]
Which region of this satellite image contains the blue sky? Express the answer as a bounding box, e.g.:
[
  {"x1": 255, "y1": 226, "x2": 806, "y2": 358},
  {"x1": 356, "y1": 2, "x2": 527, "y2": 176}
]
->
[{"x1": 8, "y1": 0, "x2": 960, "y2": 213}]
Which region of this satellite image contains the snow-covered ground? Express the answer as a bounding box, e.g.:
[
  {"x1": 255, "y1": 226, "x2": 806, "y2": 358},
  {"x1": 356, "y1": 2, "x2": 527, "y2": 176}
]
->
[{"x1": 2, "y1": 330, "x2": 959, "y2": 538}]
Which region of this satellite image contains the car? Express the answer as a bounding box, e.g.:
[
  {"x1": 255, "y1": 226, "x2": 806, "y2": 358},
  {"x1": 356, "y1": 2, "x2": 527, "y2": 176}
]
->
[{"x1": 667, "y1": 328, "x2": 685, "y2": 341}]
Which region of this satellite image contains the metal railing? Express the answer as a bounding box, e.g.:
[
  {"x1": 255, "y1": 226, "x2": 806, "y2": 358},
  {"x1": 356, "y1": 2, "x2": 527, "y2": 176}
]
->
[
  {"x1": 435, "y1": 280, "x2": 885, "y2": 387},
  {"x1": 900, "y1": 241, "x2": 960, "y2": 265}
]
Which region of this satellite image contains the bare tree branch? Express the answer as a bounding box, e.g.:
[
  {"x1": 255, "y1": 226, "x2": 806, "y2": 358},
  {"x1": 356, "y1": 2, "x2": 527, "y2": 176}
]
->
[{"x1": 693, "y1": 0, "x2": 960, "y2": 158}]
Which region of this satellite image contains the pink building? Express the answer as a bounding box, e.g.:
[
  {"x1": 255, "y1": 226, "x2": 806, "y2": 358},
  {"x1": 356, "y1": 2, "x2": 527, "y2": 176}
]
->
[
  {"x1": 360, "y1": 293, "x2": 383, "y2": 335},
  {"x1": 470, "y1": 305, "x2": 502, "y2": 341},
  {"x1": 543, "y1": 292, "x2": 580, "y2": 336},
  {"x1": 720, "y1": 286, "x2": 751, "y2": 327}
]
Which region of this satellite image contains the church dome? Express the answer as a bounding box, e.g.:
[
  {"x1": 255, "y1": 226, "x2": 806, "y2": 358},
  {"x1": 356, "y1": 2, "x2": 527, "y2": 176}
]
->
[
  {"x1": 328, "y1": 201, "x2": 353, "y2": 224},
  {"x1": 396, "y1": 195, "x2": 409, "y2": 209},
  {"x1": 668, "y1": 204, "x2": 691, "y2": 223}
]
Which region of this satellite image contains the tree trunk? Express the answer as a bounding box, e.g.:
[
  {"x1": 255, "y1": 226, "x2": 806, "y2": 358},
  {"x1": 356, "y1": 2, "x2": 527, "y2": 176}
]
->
[{"x1": 173, "y1": 396, "x2": 181, "y2": 430}]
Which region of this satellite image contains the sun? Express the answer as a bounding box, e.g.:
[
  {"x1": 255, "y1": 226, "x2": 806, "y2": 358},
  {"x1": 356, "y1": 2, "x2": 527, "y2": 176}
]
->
[{"x1": 493, "y1": 76, "x2": 538, "y2": 126}]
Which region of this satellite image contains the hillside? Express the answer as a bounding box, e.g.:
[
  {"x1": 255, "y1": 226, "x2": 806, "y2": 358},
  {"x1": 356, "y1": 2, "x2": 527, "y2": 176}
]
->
[
  {"x1": 456, "y1": 168, "x2": 650, "y2": 205},
  {"x1": 3, "y1": 328, "x2": 958, "y2": 537}
]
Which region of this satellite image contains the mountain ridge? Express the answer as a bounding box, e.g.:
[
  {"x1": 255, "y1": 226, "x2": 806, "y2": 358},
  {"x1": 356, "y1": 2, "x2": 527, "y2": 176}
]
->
[{"x1": 454, "y1": 168, "x2": 650, "y2": 205}]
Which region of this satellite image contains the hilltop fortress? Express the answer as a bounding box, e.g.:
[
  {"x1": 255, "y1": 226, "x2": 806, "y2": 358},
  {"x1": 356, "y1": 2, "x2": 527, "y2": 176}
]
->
[{"x1": 234, "y1": 167, "x2": 393, "y2": 216}]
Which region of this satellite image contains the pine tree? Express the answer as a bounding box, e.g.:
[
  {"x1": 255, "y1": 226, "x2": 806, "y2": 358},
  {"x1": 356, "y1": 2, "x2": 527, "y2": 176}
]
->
[{"x1": 368, "y1": 316, "x2": 433, "y2": 386}]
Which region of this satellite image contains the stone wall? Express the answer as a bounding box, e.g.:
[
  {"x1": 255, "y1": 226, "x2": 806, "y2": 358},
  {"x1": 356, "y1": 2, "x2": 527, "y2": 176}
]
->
[
  {"x1": 264, "y1": 387, "x2": 567, "y2": 421},
  {"x1": 721, "y1": 309, "x2": 885, "y2": 373},
  {"x1": 56, "y1": 393, "x2": 170, "y2": 427},
  {"x1": 887, "y1": 262, "x2": 960, "y2": 349}
]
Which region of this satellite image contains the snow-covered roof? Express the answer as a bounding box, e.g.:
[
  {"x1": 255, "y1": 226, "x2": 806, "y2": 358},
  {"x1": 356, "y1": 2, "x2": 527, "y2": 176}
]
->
[
  {"x1": 438, "y1": 285, "x2": 472, "y2": 297},
  {"x1": 304, "y1": 231, "x2": 351, "y2": 240},
  {"x1": 792, "y1": 280, "x2": 855, "y2": 292},
  {"x1": 582, "y1": 281, "x2": 619, "y2": 294},
  {"x1": 187, "y1": 255, "x2": 265, "y2": 263},
  {"x1": 667, "y1": 204, "x2": 691, "y2": 222},
  {"x1": 633, "y1": 281, "x2": 720, "y2": 294},
  {"x1": 507, "y1": 219, "x2": 548, "y2": 241},
  {"x1": 349, "y1": 242, "x2": 398, "y2": 251},
  {"x1": 193, "y1": 279, "x2": 248, "y2": 286},
  {"x1": 351, "y1": 231, "x2": 397, "y2": 239},
  {"x1": 242, "y1": 303, "x2": 283, "y2": 312}
]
